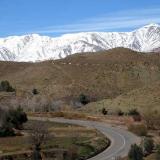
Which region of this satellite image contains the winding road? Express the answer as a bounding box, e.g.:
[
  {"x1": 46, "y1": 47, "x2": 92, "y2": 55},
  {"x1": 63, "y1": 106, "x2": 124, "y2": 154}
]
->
[{"x1": 29, "y1": 117, "x2": 140, "y2": 160}]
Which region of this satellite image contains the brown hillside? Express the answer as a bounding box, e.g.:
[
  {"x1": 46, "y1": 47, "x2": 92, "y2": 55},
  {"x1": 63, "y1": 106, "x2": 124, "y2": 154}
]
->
[{"x1": 0, "y1": 48, "x2": 160, "y2": 104}]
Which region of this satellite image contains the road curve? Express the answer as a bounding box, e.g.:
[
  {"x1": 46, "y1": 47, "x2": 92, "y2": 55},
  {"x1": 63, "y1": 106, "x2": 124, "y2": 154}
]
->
[{"x1": 29, "y1": 117, "x2": 140, "y2": 160}]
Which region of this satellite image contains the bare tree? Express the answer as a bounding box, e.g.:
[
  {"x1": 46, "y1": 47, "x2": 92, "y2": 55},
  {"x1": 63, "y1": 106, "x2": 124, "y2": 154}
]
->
[
  {"x1": 29, "y1": 121, "x2": 49, "y2": 160},
  {"x1": 23, "y1": 96, "x2": 52, "y2": 112}
]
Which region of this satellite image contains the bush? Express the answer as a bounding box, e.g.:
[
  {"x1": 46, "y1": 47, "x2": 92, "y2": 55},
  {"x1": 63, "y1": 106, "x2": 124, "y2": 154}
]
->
[
  {"x1": 32, "y1": 88, "x2": 39, "y2": 95},
  {"x1": 128, "y1": 124, "x2": 148, "y2": 136},
  {"x1": 0, "y1": 106, "x2": 28, "y2": 137},
  {"x1": 102, "y1": 108, "x2": 108, "y2": 115},
  {"x1": 0, "y1": 80, "x2": 15, "y2": 92},
  {"x1": 116, "y1": 109, "x2": 124, "y2": 116},
  {"x1": 79, "y1": 94, "x2": 90, "y2": 105},
  {"x1": 0, "y1": 110, "x2": 15, "y2": 137},
  {"x1": 7, "y1": 106, "x2": 28, "y2": 129},
  {"x1": 142, "y1": 137, "x2": 154, "y2": 155},
  {"x1": 128, "y1": 144, "x2": 143, "y2": 160}
]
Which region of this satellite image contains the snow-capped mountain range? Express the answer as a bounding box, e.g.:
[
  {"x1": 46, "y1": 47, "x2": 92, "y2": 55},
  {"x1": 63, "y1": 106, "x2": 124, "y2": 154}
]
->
[{"x1": 0, "y1": 23, "x2": 160, "y2": 62}]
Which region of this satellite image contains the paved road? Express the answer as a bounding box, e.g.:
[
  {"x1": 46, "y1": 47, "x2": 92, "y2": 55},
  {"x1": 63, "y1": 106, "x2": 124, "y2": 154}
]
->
[{"x1": 29, "y1": 117, "x2": 140, "y2": 160}]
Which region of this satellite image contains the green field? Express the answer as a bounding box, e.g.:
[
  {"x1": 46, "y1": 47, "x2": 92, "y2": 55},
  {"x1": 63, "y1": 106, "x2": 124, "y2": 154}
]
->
[{"x1": 0, "y1": 120, "x2": 109, "y2": 159}]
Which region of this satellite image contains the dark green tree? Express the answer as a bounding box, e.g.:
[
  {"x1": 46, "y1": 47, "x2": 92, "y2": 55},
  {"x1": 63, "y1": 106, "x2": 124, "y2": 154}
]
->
[
  {"x1": 32, "y1": 88, "x2": 39, "y2": 95},
  {"x1": 6, "y1": 106, "x2": 28, "y2": 130},
  {"x1": 0, "y1": 108, "x2": 15, "y2": 137},
  {"x1": 0, "y1": 106, "x2": 28, "y2": 137},
  {"x1": 142, "y1": 138, "x2": 154, "y2": 155},
  {"x1": 79, "y1": 94, "x2": 89, "y2": 105},
  {"x1": 102, "y1": 108, "x2": 108, "y2": 115},
  {"x1": 117, "y1": 109, "x2": 124, "y2": 116},
  {"x1": 128, "y1": 144, "x2": 143, "y2": 160},
  {"x1": 0, "y1": 80, "x2": 15, "y2": 92}
]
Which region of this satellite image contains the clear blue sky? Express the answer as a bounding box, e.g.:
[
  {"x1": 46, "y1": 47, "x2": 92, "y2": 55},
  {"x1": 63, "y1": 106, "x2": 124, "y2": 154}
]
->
[{"x1": 1, "y1": 0, "x2": 160, "y2": 37}]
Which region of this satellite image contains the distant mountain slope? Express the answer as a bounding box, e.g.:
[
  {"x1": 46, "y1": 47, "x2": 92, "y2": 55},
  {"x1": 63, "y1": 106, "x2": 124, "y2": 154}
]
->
[
  {"x1": 0, "y1": 24, "x2": 160, "y2": 62},
  {"x1": 0, "y1": 48, "x2": 160, "y2": 103}
]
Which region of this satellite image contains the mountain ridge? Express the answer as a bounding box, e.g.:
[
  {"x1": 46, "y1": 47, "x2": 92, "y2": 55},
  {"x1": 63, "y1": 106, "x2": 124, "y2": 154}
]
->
[{"x1": 0, "y1": 23, "x2": 160, "y2": 62}]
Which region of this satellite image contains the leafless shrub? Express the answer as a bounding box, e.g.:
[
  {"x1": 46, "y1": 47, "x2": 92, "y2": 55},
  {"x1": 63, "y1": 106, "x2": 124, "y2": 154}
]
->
[
  {"x1": 29, "y1": 121, "x2": 50, "y2": 160},
  {"x1": 29, "y1": 122, "x2": 49, "y2": 149}
]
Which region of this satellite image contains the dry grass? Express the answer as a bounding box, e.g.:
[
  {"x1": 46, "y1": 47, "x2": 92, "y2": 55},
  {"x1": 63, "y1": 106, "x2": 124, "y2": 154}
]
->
[
  {"x1": 82, "y1": 81, "x2": 160, "y2": 115},
  {"x1": 28, "y1": 112, "x2": 136, "y2": 129},
  {"x1": 28, "y1": 111, "x2": 102, "y2": 122}
]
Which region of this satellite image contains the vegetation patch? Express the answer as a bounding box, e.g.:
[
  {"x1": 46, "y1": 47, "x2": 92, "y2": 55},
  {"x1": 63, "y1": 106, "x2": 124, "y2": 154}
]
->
[
  {"x1": 0, "y1": 120, "x2": 110, "y2": 160},
  {"x1": 0, "y1": 80, "x2": 15, "y2": 92},
  {"x1": 0, "y1": 106, "x2": 28, "y2": 137}
]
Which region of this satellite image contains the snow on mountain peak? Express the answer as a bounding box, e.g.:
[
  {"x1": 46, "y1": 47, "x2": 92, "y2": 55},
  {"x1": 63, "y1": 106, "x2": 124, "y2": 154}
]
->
[
  {"x1": 143, "y1": 23, "x2": 160, "y2": 28},
  {"x1": 0, "y1": 24, "x2": 160, "y2": 62}
]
